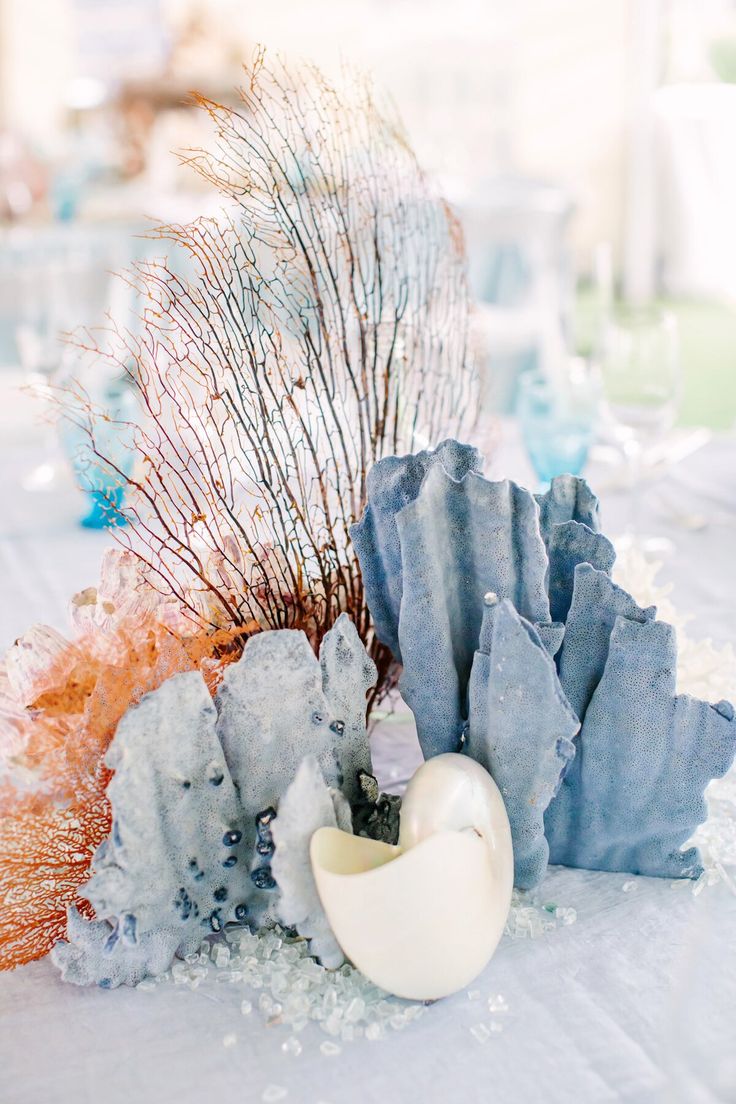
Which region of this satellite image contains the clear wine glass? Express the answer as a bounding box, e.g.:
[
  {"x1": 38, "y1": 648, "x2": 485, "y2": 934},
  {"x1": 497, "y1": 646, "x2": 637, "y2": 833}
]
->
[
  {"x1": 599, "y1": 304, "x2": 681, "y2": 554},
  {"x1": 14, "y1": 230, "x2": 113, "y2": 492},
  {"x1": 15, "y1": 255, "x2": 71, "y2": 490}
]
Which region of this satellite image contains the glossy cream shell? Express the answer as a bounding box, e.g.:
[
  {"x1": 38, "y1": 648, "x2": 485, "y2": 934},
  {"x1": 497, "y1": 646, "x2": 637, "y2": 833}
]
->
[{"x1": 310, "y1": 753, "x2": 513, "y2": 1000}]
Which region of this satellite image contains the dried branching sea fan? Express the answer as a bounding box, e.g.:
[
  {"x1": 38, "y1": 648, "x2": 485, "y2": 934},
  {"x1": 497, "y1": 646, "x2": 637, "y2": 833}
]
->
[
  {"x1": 63, "y1": 51, "x2": 477, "y2": 694},
  {"x1": 0, "y1": 551, "x2": 243, "y2": 969}
]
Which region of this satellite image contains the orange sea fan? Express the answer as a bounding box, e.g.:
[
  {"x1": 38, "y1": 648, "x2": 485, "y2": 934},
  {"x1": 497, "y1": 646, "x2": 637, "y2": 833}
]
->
[{"x1": 0, "y1": 550, "x2": 247, "y2": 970}]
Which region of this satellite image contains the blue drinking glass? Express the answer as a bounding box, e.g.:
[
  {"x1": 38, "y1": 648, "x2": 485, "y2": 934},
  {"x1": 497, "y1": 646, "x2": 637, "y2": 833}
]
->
[
  {"x1": 516, "y1": 364, "x2": 598, "y2": 491},
  {"x1": 61, "y1": 378, "x2": 137, "y2": 529}
]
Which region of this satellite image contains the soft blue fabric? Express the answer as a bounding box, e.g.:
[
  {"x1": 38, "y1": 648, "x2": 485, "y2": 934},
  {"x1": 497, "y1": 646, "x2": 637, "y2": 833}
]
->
[
  {"x1": 535, "y1": 474, "x2": 601, "y2": 545},
  {"x1": 557, "y1": 564, "x2": 656, "y2": 721},
  {"x1": 466, "y1": 597, "x2": 579, "y2": 888},
  {"x1": 546, "y1": 520, "x2": 616, "y2": 624},
  {"x1": 350, "y1": 440, "x2": 482, "y2": 659},
  {"x1": 546, "y1": 616, "x2": 736, "y2": 877},
  {"x1": 394, "y1": 463, "x2": 551, "y2": 757}
]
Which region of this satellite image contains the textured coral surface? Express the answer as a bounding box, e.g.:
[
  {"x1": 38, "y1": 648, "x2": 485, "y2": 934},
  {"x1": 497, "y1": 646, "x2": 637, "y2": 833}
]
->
[
  {"x1": 51, "y1": 615, "x2": 375, "y2": 985},
  {"x1": 0, "y1": 551, "x2": 240, "y2": 970},
  {"x1": 352, "y1": 441, "x2": 736, "y2": 888}
]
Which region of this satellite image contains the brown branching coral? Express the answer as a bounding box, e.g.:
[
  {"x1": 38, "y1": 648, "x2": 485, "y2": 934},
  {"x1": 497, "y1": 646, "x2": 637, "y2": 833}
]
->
[{"x1": 62, "y1": 51, "x2": 477, "y2": 694}]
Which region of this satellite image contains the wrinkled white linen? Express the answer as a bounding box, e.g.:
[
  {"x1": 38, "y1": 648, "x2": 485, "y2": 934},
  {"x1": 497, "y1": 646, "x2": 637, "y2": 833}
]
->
[{"x1": 1, "y1": 397, "x2": 735, "y2": 1104}]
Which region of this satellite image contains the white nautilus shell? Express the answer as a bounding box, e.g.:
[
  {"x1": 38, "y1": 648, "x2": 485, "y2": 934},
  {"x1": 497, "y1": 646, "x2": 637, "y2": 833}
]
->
[{"x1": 310, "y1": 753, "x2": 513, "y2": 1000}]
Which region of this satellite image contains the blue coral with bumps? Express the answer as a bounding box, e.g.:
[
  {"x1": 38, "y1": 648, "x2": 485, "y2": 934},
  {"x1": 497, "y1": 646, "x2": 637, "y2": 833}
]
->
[
  {"x1": 52, "y1": 615, "x2": 377, "y2": 987},
  {"x1": 351, "y1": 439, "x2": 736, "y2": 889}
]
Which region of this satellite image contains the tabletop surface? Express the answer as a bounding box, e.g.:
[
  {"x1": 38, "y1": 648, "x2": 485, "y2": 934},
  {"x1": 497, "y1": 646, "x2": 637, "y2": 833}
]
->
[{"x1": 1, "y1": 380, "x2": 735, "y2": 1104}]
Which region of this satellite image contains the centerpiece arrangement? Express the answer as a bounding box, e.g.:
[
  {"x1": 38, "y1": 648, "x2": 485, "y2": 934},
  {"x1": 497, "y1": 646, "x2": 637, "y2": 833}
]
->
[{"x1": 1, "y1": 53, "x2": 734, "y2": 1026}]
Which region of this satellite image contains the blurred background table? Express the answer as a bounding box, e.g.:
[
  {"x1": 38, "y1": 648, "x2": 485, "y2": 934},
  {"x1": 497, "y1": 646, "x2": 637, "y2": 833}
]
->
[{"x1": 2, "y1": 365, "x2": 733, "y2": 651}]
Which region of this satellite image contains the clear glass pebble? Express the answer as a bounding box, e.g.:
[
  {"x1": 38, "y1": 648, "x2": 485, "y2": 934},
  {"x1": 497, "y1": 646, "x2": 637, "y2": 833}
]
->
[
  {"x1": 345, "y1": 997, "x2": 365, "y2": 1022},
  {"x1": 320, "y1": 1041, "x2": 341, "y2": 1057},
  {"x1": 155, "y1": 921, "x2": 431, "y2": 1047},
  {"x1": 214, "y1": 946, "x2": 231, "y2": 968},
  {"x1": 222, "y1": 1033, "x2": 237, "y2": 1048},
  {"x1": 281, "y1": 1036, "x2": 302, "y2": 1057},
  {"x1": 470, "y1": 1023, "x2": 491, "y2": 1044},
  {"x1": 262, "y1": 1086, "x2": 288, "y2": 1103}
]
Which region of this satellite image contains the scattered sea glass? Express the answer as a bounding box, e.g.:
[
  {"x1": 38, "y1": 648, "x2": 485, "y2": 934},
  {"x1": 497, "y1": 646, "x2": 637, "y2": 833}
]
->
[
  {"x1": 153, "y1": 921, "x2": 428, "y2": 1049},
  {"x1": 262, "y1": 1086, "x2": 288, "y2": 1103}
]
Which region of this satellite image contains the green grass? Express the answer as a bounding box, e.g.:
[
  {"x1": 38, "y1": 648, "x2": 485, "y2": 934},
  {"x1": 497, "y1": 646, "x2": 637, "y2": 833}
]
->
[{"x1": 574, "y1": 290, "x2": 736, "y2": 431}]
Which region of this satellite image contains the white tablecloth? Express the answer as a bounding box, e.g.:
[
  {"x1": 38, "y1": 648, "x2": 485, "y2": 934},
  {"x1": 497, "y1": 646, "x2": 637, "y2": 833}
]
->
[{"x1": 2, "y1": 381, "x2": 736, "y2": 1104}]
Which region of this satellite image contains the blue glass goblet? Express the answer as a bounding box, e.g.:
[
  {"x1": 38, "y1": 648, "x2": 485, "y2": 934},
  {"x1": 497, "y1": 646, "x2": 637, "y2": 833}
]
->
[
  {"x1": 62, "y1": 380, "x2": 137, "y2": 530},
  {"x1": 516, "y1": 364, "x2": 598, "y2": 492}
]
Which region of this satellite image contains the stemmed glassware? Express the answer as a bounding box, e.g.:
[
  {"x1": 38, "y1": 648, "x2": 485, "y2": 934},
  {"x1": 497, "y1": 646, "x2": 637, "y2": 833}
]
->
[
  {"x1": 11, "y1": 228, "x2": 120, "y2": 495},
  {"x1": 517, "y1": 357, "x2": 600, "y2": 491},
  {"x1": 15, "y1": 249, "x2": 73, "y2": 490},
  {"x1": 599, "y1": 304, "x2": 682, "y2": 553}
]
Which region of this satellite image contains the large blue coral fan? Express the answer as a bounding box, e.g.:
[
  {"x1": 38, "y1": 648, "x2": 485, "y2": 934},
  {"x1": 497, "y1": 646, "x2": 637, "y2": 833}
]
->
[{"x1": 351, "y1": 439, "x2": 736, "y2": 889}]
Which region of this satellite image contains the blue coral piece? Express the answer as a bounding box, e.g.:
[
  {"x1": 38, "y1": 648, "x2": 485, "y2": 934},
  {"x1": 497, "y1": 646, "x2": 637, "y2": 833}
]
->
[
  {"x1": 51, "y1": 907, "x2": 186, "y2": 989},
  {"x1": 534, "y1": 621, "x2": 566, "y2": 658},
  {"x1": 535, "y1": 474, "x2": 601, "y2": 546},
  {"x1": 557, "y1": 564, "x2": 656, "y2": 720},
  {"x1": 53, "y1": 620, "x2": 376, "y2": 985},
  {"x1": 350, "y1": 439, "x2": 482, "y2": 658},
  {"x1": 394, "y1": 463, "x2": 552, "y2": 757},
  {"x1": 465, "y1": 596, "x2": 579, "y2": 888},
  {"x1": 545, "y1": 615, "x2": 736, "y2": 878},
  {"x1": 352, "y1": 439, "x2": 736, "y2": 888},
  {"x1": 216, "y1": 623, "x2": 373, "y2": 919},
  {"x1": 319, "y1": 614, "x2": 377, "y2": 804},
  {"x1": 85, "y1": 672, "x2": 250, "y2": 938},
  {"x1": 546, "y1": 520, "x2": 616, "y2": 624},
  {"x1": 51, "y1": 672, "x2": 252, "y2": 986}
]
